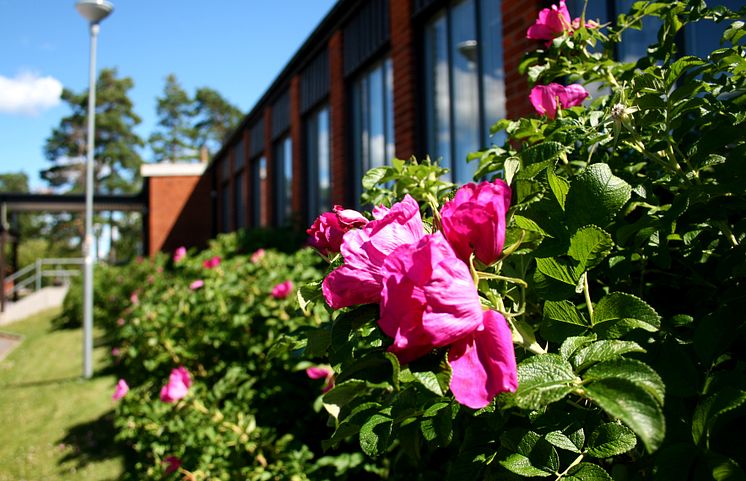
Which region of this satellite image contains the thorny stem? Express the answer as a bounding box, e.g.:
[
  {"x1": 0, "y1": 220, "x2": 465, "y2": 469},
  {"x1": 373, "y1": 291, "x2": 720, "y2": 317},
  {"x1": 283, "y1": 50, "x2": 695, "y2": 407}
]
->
[{"x1": 583, "y1": 273, "x2": 594, "y2": 321}]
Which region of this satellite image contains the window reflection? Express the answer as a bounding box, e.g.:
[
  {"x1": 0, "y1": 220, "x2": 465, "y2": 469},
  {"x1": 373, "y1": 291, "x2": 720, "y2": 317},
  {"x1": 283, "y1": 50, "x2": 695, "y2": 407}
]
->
[
  {"x1": 306, "y1": 106, "x2": 331, "y2": 221},
  {"x1": 424, "y1": 0, "x2": 506, "y2": 184},
  {"x1": 251, "y1": 156, "x2": 265, "y2": 228},
  {"x1": 352, "y1": 58, "x2": 394, "y2": 203},
  {"x1": 274, "y1": 135, "x2": 293, "y2": 226}
]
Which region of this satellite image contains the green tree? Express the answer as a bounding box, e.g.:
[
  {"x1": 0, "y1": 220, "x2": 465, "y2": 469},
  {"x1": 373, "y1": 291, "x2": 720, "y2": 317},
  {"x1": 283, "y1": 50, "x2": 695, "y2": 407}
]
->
[
  {"x1": 193, "y1": 86, "x2": 243, "y2": 156},
  {"x1": 148, "y1": 74, "x2": 199, "y2": 163}
]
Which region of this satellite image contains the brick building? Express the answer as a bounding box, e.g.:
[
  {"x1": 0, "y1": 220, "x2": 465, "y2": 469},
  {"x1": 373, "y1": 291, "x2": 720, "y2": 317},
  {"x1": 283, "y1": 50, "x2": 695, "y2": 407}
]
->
[{"x1": 141, "y1": 0, "x2": 731, "y2": 255}]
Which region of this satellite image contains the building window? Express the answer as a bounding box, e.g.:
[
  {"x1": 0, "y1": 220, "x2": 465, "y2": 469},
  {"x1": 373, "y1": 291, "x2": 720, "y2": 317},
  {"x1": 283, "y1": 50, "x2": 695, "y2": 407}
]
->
[
  {"x1": 424, "y1": 0, "x2": 506, "y2": 184},
  {"x1": 220, "y1": 184, "x2": 230, "y2": 233},
  {"x1": 251, "y1": 156, "x2": 266, "y2": 228},
  {"x1": 352, "y1": 57, "x2": 395, "y2": 202},
  {"x1": 274, "y1": 135, "x2": 293, "y2": 226},
  {"x1": 305, "y1": 106, "x2": 331, "y2": 221},
  {"x1": 235, "y1": 171, "x2": 246, "y2": 229}
]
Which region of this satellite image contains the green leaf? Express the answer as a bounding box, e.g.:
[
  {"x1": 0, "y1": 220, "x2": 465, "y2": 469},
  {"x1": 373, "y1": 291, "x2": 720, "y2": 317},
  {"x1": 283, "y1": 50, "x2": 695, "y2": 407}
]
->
[
  {"x1": 498, "y1": 430, "x2": 558, "y2": 477},
  {"x1": 421, "y1": 402, "x2": 453, "y2": 447},
  {"x1": 665, "y1": 55, "x2": 706, "y2": 90},
  {"x1": 572, "y1": 340, "x2": 645, "y2": 371},
  {"x1": 505, "y1": 157, "x2": 521, "y2": 185},
  {"x1": 514, "y1": 354, "x2": 579, "y2": 410},
  {"x1": 592, "y1": 292, "x2": 661, "y2": 338},
  {"x1": 546, "y1": 168, "x2": 570, "y2": 210},
  {"x1": 359, "y1": 413, "x2": 393, "y2": 456},
  {"x1": 567, "y1": 164, "x2": 632, "y2": 228},
  {"x1": 323, "y1": 380, "x2": 367, "y2": 419},
  {"x1": 564, "y1": 463, "x2": 613, "y2": 481},
  {"x1": 545, "y1": 431, "x2": 581, "y2": 453},
  {"x1": 560, "y1": 334, "x2": 597, "y2": 361},
  {"x1": 362, "y1": 166, "x2": 389, "y2": 189},
  {"x1": 583, "y1": 359, "x2": 665, "y2": 406},
  {"x1": 568, "y1": 226, "x2": 613, "y2": 272},
  {"x1": 536, "y1": 257, "x2": 579, "y2": 286},
  {"x1": 583, "y1": 378, "x2": 666, "y2": 452},
  {"x1": 586, "y1": 423, "x2": 637, "y2": 458},
  {"x1": 514, "y1": 214, "x2": 551, "y2": 237},
  {"x1": 298, "y1": 280, "x2": 322, "y2": 313},
  {"x1": 412, "y1": 371, "x2": 445, "y2": 397},
  {"x1": 521, "y1": 141, "x2": 566, "y2": 165},
  {"x1": 692, "y1": 388, "x2": 746, "y2": 447},
  {"x1": 544, "y1": 300, "x2": 589, "y2": 327}
]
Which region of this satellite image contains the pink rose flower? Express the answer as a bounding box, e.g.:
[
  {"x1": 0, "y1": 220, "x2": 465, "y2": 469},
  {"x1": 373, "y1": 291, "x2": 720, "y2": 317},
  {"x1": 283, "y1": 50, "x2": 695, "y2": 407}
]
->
[
  {"x1": 379, "y1": 233, "x2": 518, "y2": 409},
  {"x1": 163, "y1": 456, "x2": 181, "y2": 475},
  {"x1": 189, "y1": 279, "x2": 204, "y2": 290},
  {"x1": 173, "y1": 246, "x2": 187, "y2": 262},
  {"x1": 526, "y1": 0, "x2": 597, "y2": 45},
  {"x1": 271, "y1": 280, "x2": 294, "y2": 299},
  {"x1": 203, "y1": 256, "x2": 221, "y2": 269},
  {"x1": 449, "y1": 310, "x2": 518, "y2": 409},
  {"x1": 160, "y1": 366, "x2": 192, "y2": 403},
  {"x1": 112, "y1": 379, "x2": 129, "y2": 401},
  {"x1": 250, "y1": 248, "x2": 266, "y2": 263},
  {"x1": 530, "y1": 83, "x2": 589, "y2": 119},
  {"x1": 130, "y1": 292, "x2": 139, "y2": 305},
  {"x1": 116, "y1": 318, "x2": 126, "y2": 326},
  {"x1": 379, "y1": 233, "x2": 485, "y2": 363},
  {"x1": 322, "y1": 195, "x2": 425, "y2": 309},
  {"x1": 307, "y1": 205, "x2": 368, "y2": 257},
  {"x1": 441, "y1": 180, "x2": 512, "y2": 266},
  {"x1": 111, "y1": 347, "x2": 121, "y2": 357},
  {"x1": 306, "y1": 366, "x2": 335, "y2": 393}
]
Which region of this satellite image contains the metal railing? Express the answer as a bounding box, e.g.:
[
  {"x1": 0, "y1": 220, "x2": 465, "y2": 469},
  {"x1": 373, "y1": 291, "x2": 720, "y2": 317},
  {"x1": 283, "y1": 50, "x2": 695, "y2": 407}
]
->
[{"x1": 4, "y1": 258, "x2": 84, "y2": 301}]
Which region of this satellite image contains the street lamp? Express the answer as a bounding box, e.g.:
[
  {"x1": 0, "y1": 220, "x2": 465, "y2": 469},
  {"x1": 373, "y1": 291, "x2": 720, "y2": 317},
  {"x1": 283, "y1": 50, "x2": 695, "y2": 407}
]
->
[{"x1": 76, "y1": 0, "x2": 114, "y2": 379}]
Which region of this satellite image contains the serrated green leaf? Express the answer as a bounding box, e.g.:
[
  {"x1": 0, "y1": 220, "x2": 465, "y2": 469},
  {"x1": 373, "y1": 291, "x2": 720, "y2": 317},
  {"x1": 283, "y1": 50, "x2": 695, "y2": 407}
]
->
[
  {"x1": 592, "y1": 292, "x2": 661, "y2": 338},
  {"x1": 323, "y1": 379, "x2": 367, "y2": 419},
  {"x1": 505, "y1": 157, "x2": 521, "y2": 185},
  {"x1": 544, "y1": 300, "x2": 589, "y2": 327},
  {"x1": 583, "y1": 359, "x2": 665, "y2": 406},
  {"x1": 568, "y1": 226, "x2": 613, "y2": 272},
  {"x1": 564, "y1": 463, "x2": 613, "y2": 481},
  {"x1": 498, "y1": 430, "x2": 558, "y2": 477},
  {"x1": 359, "y1": 413, "x2": 393, "y2": 456},
  {"x1": 692, "y1": 388, "x2": 746, "y2": 447},
  {"x1": 420, "y1": 403, "x2": 453, "y2": 447},
  {"x1": 514, "y1": 214, "x2": 551, "y2": 237},
  {"x1": 412, "y1": 371, "x2": 445, "y2": 397},
  {"x1": 521, "y1": 141, "x2": 566, "y2": 165},
  {"x1": 362, "y1": 166, "x2": 389, "y2": 189},
  {"x1": 583, "y1": 378, "x2": 666, "y2": 452},
  {"x1": 567, "y1": 164, "x2": 632, "y2": 228},
  {"x1": 560, "y1": 334, "x2": 597, "y2": 360},
  {"x1": 547, "y1": 168, "x2": 570, "y2": 210},
  {"x1": 572, "y1": 340, "x2": 645, "y2": 371},
  {"x1": 545, "y1": 431, "x2": 581, "y2": 453},
  {"x1": 587, "y1": 423, "x2": 637, "y2": 458},
  {"x1": 665, "y1": 55, "x2": 706, "y2": 90},
  {"x1": 536, "y1": 257, "x2": 579, "y2": 286},
  {"x1": 514, "y1": 354, "x2": 579, "y2": 410},
  {"x1": 298, "y1": 280, "x2": 322, "y2": 313}
]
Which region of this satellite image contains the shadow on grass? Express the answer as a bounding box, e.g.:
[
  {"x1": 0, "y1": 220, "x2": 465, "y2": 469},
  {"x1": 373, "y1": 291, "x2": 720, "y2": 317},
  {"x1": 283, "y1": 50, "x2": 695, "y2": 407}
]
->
[
  {"x1": 57, "y1": 409, "x2": 123, "y2": 472},
  {"x1": 0, "y1": 375, "x2": 81, "y2": 389}
]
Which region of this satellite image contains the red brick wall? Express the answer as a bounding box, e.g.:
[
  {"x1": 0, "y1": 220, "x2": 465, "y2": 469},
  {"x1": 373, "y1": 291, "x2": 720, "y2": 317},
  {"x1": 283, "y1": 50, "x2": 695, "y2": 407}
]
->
[
  {"x1": 147, "y1": 174, "x2": 211, "y2": 256},
  {"x1": 503, "y1": 0, "x2": 543, "y2": 119},
  {"x1": 390, "y1": 0, "x2": 418, "y2": 160},
  {"x1": 329, "y1": 30, "x2": 348, "y2": 206}
]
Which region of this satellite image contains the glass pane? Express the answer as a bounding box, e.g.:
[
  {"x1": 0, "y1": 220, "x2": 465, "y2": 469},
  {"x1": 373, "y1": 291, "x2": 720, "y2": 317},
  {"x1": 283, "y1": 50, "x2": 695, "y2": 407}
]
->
[
  {"x1": 369, "y1": 63, "x2": 386, "y2": 170},
  {"x1": 283, "y1": 137, "x2": 293, "y2": 224},
  {"x1": 384, "y1": 58, "x2": 395, "y2": 166},
  {"x1": 451, "y1": 0, "x2": 480, "y2": 183},
  {"x1": 221, "y1": 186, "x2": 230, "y2": 233},
  {"x1": 252, "y1": 157, "x2": 263, "y2": 228},
  {"x1": 616, "y1": 0, "x2": 661, "y2": 63},
  {"x1": 234, "y1": 139, "x2": 244, "y2": 170},
  {"x1": 235, "y1": 172, "x2": 245, "y2": 229},
  {"x1": 318, "y1": 107, "x2": 331, "y2": 214},
  {"x1": 480, "y1": 0, "x2": 506, "y2": 146},
  {"x1": 425, "y1": 12, "x2": 452, "y2": 176}
]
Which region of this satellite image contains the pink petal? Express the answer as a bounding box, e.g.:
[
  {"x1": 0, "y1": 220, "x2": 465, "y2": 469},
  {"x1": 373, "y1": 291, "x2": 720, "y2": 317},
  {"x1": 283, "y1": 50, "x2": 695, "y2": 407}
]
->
[
  {"x1": 558, "y1": 84, "x2": 589, "y2": 108},
  {"x1": 449, "y1": 310, "x2": 518, "y2": 409},
  {"x1": 112, "y1": 379, "x2": 129, "y2": 400},
  {"x1": 306, "y1": 366, "x2": 333, "y2": 380}
]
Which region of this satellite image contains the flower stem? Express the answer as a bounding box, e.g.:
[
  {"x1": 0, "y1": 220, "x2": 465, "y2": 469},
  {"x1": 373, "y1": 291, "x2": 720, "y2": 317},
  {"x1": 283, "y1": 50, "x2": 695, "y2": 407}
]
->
[
  {"x1": 477, "y1": 271, "x2": 529, "y2": 288},
  {"x1": 555, "y1": 453, "x2": 585, "y2": 480},
  {"x1": 583, "y1": 273, "x2": 594, "y2": 321}
]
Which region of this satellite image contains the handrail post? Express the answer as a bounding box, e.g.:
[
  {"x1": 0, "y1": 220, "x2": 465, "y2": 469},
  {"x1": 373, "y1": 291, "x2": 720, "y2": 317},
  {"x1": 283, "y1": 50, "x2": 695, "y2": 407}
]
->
[{"x1": 35, "y1": 259, "x2": 42, "y2": 291}]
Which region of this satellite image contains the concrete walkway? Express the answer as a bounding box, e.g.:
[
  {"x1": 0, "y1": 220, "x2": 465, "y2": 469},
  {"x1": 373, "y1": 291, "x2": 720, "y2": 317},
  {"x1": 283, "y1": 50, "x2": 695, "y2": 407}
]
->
[{"x1": 0, "y1": 286, "x2": 68, "y2": 326}]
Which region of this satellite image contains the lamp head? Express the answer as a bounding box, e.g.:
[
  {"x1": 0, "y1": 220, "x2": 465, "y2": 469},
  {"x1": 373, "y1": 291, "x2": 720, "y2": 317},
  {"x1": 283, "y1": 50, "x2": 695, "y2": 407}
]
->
[{"x1": 75, "y1": 0, "x2": 114, "y2": 24}]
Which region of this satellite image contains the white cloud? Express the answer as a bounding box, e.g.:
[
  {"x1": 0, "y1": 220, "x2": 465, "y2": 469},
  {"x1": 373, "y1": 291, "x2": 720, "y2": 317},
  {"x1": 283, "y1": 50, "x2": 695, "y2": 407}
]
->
[{"x1": 0, "y1": 71, "x2": 63, "y2": 116}]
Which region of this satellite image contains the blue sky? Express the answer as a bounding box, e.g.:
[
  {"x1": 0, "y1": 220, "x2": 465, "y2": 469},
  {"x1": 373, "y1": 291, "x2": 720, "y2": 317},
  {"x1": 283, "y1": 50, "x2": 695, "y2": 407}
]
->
[{"x1": 0, "y1": 0, "x2": 337, "y2": 190}]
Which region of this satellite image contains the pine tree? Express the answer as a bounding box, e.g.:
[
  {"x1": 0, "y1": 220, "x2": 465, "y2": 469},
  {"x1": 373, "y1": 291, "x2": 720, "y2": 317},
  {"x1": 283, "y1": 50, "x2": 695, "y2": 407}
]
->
[{"x1": 149, "y1": 74, "x2": 199, "y2": 163}]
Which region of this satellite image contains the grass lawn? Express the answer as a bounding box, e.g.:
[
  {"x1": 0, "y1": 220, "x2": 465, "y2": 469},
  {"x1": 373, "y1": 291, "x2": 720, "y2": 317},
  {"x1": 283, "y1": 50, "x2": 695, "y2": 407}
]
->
[{"x1": 0, "y1": 308, "x2": 124, "y2": 481}]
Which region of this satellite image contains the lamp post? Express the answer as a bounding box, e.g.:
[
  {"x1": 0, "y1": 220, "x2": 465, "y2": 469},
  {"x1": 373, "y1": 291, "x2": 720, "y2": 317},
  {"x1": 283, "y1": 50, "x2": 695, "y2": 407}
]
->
[{"x1": 76, "y1": 0, "x2": 114, "y2": 379}]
